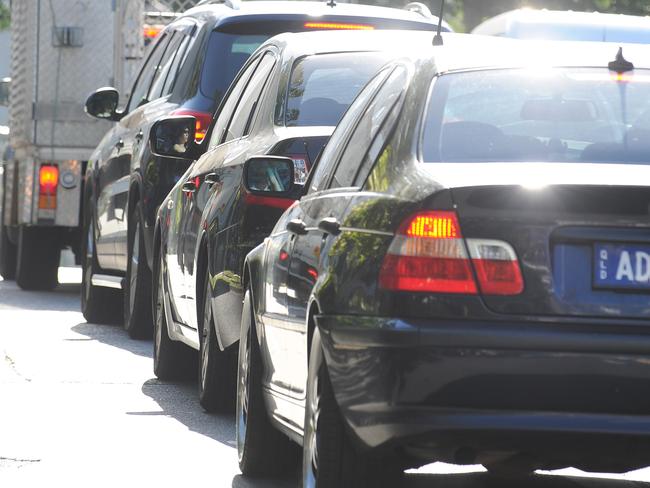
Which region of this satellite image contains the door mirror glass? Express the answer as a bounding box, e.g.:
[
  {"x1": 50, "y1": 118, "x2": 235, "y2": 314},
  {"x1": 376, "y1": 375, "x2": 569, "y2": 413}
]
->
[
  {"x1": 244, "y1": 156, "x2": 295, "y2": 195},
  {"x1": 150, "y1": 116, "x2": 199, "y2": 159},
  {"x1": 85, "y1": 87, "x2": 120, "y2": 121},
  {"x1": 0, "y1": 77, "x2": 9, "y2": 107}
]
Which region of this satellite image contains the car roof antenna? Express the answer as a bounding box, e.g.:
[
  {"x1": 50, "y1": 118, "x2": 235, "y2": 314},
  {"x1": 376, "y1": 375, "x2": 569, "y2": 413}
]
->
[
  {"x1": 433, "y1": 0, "x2": 445, "y2": 46},
  {"x1": 608, "y1": 47, "x2": 634, "y2": 73},
  {"x1": 326, "y1": 0, "x2": 336, "y2": 7}
]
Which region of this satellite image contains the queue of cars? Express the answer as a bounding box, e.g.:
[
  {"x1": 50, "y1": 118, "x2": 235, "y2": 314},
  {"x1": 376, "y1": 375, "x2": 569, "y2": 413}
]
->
[
  {"x1": 81, "y1": 0, "x2": 442, "y2": 336},
  {"x1": 78, "y1": 1, "x2": 650, "y2": 486},
  {"x1": 150, "y1": 30, "x2": 425, "y2": 413}
]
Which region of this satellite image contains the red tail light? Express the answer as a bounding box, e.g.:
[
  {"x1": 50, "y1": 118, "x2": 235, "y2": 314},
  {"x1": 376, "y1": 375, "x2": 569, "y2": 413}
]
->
[
  {"x1": 379, "y1": 211, "x2": 476, "y2": 294},
  {"x1": 379, "y1": 211, "x2": 524, "y2": 295},
  {"x1": 39, "y1": 164, "x2": 59, "y2": 210},
  {"x1": 171, "y1": 109, "x2": 212, "y2": 142},
  {"x1": 466, "y1": 239, "x2": 524, "y2": 295}
]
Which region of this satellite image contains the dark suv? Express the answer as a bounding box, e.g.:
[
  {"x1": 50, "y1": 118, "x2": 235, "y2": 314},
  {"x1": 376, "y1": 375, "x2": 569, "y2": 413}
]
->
[{"x1": 82, "y1": 0, "x2": 440, "y2": 336}]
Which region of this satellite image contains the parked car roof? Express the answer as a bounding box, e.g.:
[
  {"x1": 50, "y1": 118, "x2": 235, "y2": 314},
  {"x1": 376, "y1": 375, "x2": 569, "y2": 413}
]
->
[
  {"x1": 472, "y1": 8, "x2": 650, "y2": 44},
  {"x1": 264, "y1": 31, "x2": 650, "y2": 73},
  {"x1": 184, "y1": 1, "x2": 450, "y2": 30}
]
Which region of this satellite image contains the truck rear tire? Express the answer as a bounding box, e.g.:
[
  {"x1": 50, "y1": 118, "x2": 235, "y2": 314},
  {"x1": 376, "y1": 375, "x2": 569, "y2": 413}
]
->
[
  {"x1": 0, "y1": 224, "x2": 17, "y2": 280},
  {"x1": 16, "y1": 226, "x2": 60, "y2": 291}
]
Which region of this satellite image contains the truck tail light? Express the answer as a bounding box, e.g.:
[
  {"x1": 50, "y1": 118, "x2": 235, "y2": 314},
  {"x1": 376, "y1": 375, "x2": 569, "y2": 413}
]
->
[
  {"x1": 38, "y1": 164, "x2": 59, "y2": 210},
  {"x1": 379, "y1": 211, "x2": 523, "y2": 295},
  {"x1": 171, "y1": 109, "x2": 212, "y2": 142}
]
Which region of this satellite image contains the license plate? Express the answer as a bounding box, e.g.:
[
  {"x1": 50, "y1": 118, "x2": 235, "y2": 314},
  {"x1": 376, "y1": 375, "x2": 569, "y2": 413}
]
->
[{"x1": 594, "y1": 243, "x2": 650, "y2": 291}]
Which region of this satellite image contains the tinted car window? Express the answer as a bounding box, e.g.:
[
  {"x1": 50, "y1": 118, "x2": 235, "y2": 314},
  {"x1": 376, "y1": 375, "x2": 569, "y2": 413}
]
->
[
  {"x1": 284, "y1": 52, "x2": 387, "y2": 127},
  {"x1": 127, "y1": 34, "x2": 169, "y2": 112},
  {"x1": 161, "y1": 33, "x2": 192, "y2": 96},
  {"x1": 225, "y1": 52, "x2": 276, "y2": 142},
  {"x1": 330, "y1": 66, "x2": 408, "y2": 189},
  {"x1": 422, "y1": 68, "x2": 650, "y2": 164},
  {"x1": 208, "y1": 57, "x2": 261, "y2": 149},
  {"x1": 308, "y1": 68, "x2": 392, "y2": 194},
  {"x1": 149, "y1": 32, "x2": 185, "y2": 100}
]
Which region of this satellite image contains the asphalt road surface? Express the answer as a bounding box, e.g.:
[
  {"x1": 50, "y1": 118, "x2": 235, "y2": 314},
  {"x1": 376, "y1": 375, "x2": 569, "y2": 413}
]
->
[{"x1": 2, "y1": 267, "x2": 650, "y2": 488}]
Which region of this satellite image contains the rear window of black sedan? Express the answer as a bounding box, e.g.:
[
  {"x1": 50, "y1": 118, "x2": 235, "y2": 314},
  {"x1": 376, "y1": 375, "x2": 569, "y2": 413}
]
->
[
  {"x1": 422, "y1": 68, "x2": 650, "y2": 164},
  {"x1": 282, "y1": 52, "x2": 388, "y2": 127}
]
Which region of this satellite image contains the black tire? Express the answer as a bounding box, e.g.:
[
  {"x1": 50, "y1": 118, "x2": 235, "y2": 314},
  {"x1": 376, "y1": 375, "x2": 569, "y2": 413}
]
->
[
  {"x1": 198, "y1": 270, "x2": 237, "y2": 413},
  {"x1": 0, "y1": 173, "x2": 18, "y2": 280},
  {"x1": 81, "y1": 206, "x2": 123, "y2": 323},
  {"x1": 302, "y1": 329, "x2": 403, "y2": 488},
  {"x1": 153, "y1": 250, "x2": 196, "y2": 380},
  {"x1": 15, "y1": 226, "x2": 60, "y2": 291},
  {"x1": 124, "y1": 202, "x2": 153, "y2": 339},
  {"x1": 237, "y1": 289, "x2": 298, "y2": 477},
  {"x1": 0, "y1": 223, "x2": 16, "y2": 280}
]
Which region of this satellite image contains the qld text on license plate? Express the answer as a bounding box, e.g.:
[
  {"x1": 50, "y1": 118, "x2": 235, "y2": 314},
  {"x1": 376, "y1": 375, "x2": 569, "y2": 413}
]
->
[{"x1": 594, "y1": 243, "x2": 650, "y2": 291}]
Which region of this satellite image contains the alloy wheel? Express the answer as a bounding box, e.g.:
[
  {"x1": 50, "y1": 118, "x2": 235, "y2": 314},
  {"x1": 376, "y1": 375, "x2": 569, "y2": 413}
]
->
[
  {"x1": 154, "y1": 258, "x2": 165, "y2": 363},
  {"x1": 128, "y1": 223, "x2": 140, "y2": 316},
  {"x1": 303, "y1": 366, "x2": 321, "y2": 488},
  {"x1": 236, "y1": 321, "x2": 251, "y2": 462}
]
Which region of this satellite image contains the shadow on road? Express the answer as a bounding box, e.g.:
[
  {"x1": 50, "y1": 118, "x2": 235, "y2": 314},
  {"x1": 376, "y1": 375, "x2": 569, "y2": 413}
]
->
[
  {"x1": 70, "y1": 321, "x2": 153, "y2": 358},
  {"x1": 0, "y1": 277, "x2": 81, "y2": 312},
  {"x1": 232, "y1": 471, "x2": 650, "y2": 488},
  {"x1": 141, "y1": 376, "x2": 239, "y2": 448}
]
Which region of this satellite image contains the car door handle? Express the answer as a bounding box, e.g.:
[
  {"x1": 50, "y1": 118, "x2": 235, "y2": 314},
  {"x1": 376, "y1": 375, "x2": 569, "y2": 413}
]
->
[
  {"x1": 115, "y1": 139, "x2": 124, "y2": 150},
  {"x1": 135, "y1": 130, "x2": 144, "y2": 141},
  {"x1": 205, "y1": 172, "x2": 220, "y2": 187},
  {"x1": 182, "y1": 180, "x2": 197, "y2": 193},
  {"x1": 286, "y1": 219, "x2": 307, "y2": 236},
  {"x1": 318, "y1": 217, "x2": 341, "y2": 236}
]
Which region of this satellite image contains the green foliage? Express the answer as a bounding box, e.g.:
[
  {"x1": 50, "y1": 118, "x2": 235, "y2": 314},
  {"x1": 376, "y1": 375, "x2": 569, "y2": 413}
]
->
[{"x1": 0, "y1": 3, "x2": 9, "y2": 31}]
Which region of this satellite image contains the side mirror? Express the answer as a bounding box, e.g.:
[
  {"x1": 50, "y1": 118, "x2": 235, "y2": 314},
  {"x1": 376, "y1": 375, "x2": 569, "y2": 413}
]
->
[
  {"x1": 243, "y1": 156, "x2": 295, "y2": 196},
  {"x1": 150, "y1": 116, "x2": 201, "y2": 160},
  {"x1": 0, "y1": 77, "x2": 10, "y2": 107},
  {"x1": 85, "y1": 87, "x2": 121, "y2": 121}
]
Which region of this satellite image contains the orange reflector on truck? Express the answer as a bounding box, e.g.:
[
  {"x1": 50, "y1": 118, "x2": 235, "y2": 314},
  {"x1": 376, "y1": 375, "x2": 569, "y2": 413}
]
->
[
  {"x1": 304, "y1": 22, "x2": 374, "y2": 30},
  {"x1": 39, "y1": 164, "x2": 58, "y2": 210}
]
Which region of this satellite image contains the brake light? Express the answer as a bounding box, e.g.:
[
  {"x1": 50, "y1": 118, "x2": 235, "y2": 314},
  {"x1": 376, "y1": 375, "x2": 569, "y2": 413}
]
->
[
  {"x1": 243, "y1": 193, "x2": 295, "y2": 211},
  {"x1": 38, "y1": 164, "x2": 59, "y2": 210},
  {"x1": 379, "y1": 211, "x2": 476, "y2": 294},
  {"x1": 466, "y1": 240, "x2": 524, "y2": 295},
  {"x1": 379, "y1": 211, "x2": 524, "y2": 295},
  {"x1": 304, "y1": 22, "x2": 374, "y2": 31},
  {"x1": 171, "y1": 109, "x2": 212, "y2": 142}
]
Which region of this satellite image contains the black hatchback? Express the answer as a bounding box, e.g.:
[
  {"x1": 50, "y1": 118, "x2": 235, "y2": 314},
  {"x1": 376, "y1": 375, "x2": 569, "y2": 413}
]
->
[
  {"x1": 81, "y1": 0, "x2": 440, "y2": 336},
  {"x1": 241, "y1": 35, "x2": 650, "y2": 486}
]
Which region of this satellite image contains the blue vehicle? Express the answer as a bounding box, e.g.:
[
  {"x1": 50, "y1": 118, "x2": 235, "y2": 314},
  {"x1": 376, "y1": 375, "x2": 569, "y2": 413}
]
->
[{"x1": 472, "y1": 9, "x2": 650, "y2": 44}]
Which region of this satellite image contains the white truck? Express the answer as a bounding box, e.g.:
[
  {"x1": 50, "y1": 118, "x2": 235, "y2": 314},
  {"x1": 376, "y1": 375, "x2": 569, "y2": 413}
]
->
[{"x1": 0, "y1": 0, "x2": 145, "y2": 290}]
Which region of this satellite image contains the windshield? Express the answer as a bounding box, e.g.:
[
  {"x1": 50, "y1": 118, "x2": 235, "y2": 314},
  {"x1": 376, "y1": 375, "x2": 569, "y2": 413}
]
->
[
  {"x1": 283, "y1": 52, "x2": 387, "y2": 127},
  {"x1": 422, "y1": 68, "x2": 650, "y2": 164}
]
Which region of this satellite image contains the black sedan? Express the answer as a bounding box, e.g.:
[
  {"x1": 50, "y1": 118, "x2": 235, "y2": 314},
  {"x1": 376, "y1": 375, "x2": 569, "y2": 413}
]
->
[
  {"x1": 151, "y1": 30, "x2": 436, "y2": 413},
  {"x1": 240, "y1": 35, "x2": 650, "y2": 486}
]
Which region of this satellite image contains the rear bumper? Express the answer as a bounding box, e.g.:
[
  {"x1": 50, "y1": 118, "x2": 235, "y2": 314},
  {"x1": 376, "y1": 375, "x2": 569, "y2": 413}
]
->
[{"x1": 316, "y1": 314, "x2": 650, "y2": 468}]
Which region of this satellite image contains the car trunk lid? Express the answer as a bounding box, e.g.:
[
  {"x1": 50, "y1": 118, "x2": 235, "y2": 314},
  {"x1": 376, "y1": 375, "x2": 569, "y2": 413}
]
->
[{"x1": 426, "y1": 162, "x2": 650, "y2": 319}]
